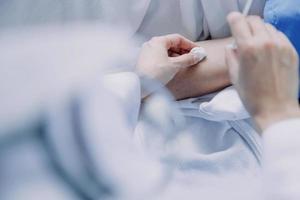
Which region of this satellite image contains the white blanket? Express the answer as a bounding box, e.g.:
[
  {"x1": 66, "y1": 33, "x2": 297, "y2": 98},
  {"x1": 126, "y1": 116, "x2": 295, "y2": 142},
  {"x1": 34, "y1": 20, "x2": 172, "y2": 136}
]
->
[{"x1": 105, "y1": 72, "x2": 263, "y2": 199}]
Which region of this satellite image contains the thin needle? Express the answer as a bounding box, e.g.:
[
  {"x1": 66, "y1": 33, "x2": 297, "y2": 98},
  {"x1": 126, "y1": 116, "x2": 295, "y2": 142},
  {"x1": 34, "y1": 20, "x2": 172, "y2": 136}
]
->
[
  {"x1": 242, "y1": 0, "x2": 254, "y2": 16},
  {"x1": 228, "y1": 0, "x2": 254, "y2": 49}
]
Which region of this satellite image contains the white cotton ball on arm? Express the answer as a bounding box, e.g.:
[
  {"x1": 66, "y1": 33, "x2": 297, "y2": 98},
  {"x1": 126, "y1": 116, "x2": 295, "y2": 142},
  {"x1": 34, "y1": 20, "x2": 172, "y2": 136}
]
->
[{"x1": 190, "y1": 47, "x2": 207, "y2": 61}]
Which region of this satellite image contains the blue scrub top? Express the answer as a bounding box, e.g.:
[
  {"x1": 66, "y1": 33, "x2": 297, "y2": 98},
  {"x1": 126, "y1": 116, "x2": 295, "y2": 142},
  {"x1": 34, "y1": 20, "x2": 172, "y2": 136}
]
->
[{"x1": 264, "y1": 0, "x2": 300, "y2": 97}]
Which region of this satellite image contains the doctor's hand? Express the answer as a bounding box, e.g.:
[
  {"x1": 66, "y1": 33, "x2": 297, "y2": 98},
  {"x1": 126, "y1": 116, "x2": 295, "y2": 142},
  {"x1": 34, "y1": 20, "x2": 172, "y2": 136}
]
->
[
  {"x1": 225, "y1": 12, "x2": 300, "y2": 132},
  {"x1": 136, "y1": 34, "x2": 203, "y2": 86}
]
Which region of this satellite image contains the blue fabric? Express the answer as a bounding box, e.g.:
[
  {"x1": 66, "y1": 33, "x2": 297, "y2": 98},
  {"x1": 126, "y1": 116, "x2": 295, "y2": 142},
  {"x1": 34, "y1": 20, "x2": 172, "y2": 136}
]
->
[{"x1": 264, "y1": 0, "x2": 300, "y2": 97}]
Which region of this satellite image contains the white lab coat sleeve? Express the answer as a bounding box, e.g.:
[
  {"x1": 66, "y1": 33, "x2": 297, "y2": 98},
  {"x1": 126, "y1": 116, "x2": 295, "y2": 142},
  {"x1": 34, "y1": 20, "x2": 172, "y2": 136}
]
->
[{"x1": 262, "y1": 119, "x2": 300, "y2": 200}]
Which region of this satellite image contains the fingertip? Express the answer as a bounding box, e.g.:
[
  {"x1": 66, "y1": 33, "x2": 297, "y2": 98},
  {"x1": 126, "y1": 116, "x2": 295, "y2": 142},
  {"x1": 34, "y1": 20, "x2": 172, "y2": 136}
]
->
[
  {"x1": 227, "y1": 12, "x2": 243, "y2": 23},
  {"x1": 227, "y1": 12, "x2": 252, "y2": 42},
  {"x1": 191, "y1": 47, "x2": 207, "y2": 62}
]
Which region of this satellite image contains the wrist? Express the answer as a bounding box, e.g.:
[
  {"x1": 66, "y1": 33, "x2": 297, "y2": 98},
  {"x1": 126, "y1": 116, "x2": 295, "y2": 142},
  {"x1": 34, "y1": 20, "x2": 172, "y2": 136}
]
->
[{"x1": 254, "y1": 103, "x2": 300, "y2": 133}]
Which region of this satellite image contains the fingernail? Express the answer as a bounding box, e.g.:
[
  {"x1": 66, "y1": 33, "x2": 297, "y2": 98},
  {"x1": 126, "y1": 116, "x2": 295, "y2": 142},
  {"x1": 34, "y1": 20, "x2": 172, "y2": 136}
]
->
[{"x1": 191, "y1": 47, "x2": 207, "y2": 62}]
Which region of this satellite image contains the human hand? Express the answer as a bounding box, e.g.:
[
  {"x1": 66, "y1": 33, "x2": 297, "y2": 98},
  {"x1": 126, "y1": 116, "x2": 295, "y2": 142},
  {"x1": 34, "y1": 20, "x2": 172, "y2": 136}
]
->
[
  {"x1": 225, "y1": 12, "x2": 300, "y2": 132},
  {"x1": 136, "y1": 34, "x2": 204, "y2": 86}
]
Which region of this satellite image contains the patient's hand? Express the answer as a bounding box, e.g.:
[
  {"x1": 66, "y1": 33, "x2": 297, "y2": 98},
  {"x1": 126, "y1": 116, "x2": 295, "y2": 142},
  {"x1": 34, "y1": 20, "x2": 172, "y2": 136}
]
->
[{"x1": 167, "y1": 37, "x2": 233, "y2": 100}]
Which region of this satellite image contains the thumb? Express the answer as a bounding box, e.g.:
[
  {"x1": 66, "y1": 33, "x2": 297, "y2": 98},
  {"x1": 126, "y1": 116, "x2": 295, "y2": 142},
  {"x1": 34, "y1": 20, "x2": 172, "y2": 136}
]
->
[
  {"x1": 225, "y1": 45, "x2": 239, "y2": 84},
  {"x1": 169, "y1": 52, "x2": 204, "y2": 69}
]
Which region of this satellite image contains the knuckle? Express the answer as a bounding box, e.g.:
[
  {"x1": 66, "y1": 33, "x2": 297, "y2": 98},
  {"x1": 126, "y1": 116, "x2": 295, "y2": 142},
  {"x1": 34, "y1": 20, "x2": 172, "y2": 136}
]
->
[
  {"x1": 262, "y1": 39, "x2": 276, "y2": 50},
  {"x1": 240, "y1": 42, "x2": 256, "y2": 54}
]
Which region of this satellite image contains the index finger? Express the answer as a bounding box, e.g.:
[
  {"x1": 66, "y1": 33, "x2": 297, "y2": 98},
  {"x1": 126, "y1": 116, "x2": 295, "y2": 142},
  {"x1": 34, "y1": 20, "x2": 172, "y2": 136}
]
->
[{"x1": 227, "y1": 12, "x2": 253, "y2": 45}]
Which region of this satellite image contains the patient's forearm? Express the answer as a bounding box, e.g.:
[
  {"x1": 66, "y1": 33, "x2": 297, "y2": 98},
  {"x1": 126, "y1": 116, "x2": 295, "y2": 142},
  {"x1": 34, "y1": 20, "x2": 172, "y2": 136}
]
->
[{"x1": 167, "y1": 37, "x2": 233, "y2": 100}]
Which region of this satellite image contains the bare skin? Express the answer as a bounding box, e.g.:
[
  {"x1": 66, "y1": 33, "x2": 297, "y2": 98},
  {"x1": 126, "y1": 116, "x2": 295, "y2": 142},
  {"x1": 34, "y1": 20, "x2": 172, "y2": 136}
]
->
[{"x1": 167, "y1": 37, "x2": 233, "y2": 100}]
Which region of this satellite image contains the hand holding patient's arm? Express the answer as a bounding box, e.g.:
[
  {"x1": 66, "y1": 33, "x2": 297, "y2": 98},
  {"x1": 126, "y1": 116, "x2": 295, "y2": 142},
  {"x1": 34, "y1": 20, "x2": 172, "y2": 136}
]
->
[
  {"x1": 136, "y1": 34, "x2": 203, "y2": 97},
  {"x1": 167, "y1": 37, "x2": 233, "y2": 100}
]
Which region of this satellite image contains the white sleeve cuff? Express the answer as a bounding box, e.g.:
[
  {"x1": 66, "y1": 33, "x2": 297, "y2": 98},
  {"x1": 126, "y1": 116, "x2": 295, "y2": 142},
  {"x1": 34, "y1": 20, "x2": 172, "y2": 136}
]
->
[
  {"x1": 263, "y1": 118, "x2": 300, "y2": 200},
  {"x1": 263, "y1": 118, "x2": 300, "y2": 154}
]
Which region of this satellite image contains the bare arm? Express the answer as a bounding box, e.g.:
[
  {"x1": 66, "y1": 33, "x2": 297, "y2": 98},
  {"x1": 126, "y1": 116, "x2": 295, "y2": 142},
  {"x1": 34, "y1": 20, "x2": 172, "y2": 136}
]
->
[{"x1": 166, "y1": 37, "x2": 233, "y2": 100}]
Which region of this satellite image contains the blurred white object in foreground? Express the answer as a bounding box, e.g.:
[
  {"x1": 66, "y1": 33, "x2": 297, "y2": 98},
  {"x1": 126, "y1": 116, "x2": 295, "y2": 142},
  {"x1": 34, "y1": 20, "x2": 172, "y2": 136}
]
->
[
  {"x1": 0, "y1": 24, "x2": 164, "y2": 200},
  {"x1": 0, "y1": 24, "x2": 135, "y2": 133}
]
